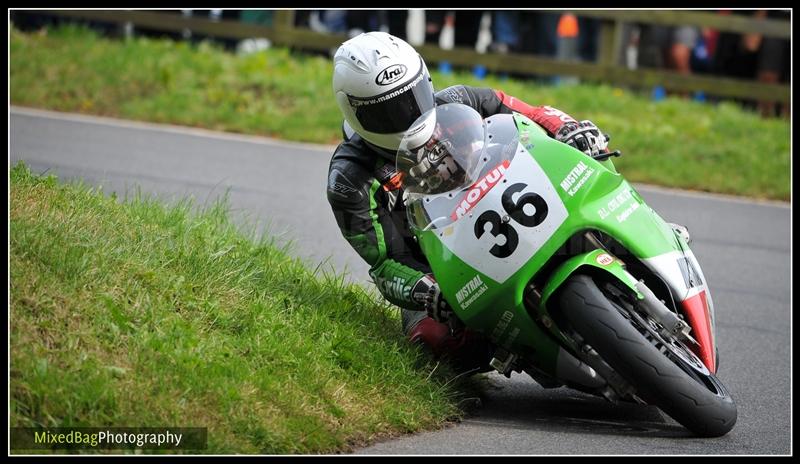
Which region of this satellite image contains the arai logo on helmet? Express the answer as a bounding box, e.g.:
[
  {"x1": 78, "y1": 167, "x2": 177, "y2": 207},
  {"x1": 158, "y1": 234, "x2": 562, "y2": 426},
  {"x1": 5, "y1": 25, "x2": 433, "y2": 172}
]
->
[{"x1": 375, "y1": 64, "x2": 408, "y2": 86}]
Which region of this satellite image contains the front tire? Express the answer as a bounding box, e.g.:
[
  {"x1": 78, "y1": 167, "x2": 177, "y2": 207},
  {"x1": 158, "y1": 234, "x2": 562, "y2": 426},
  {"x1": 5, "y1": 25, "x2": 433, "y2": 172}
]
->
[{"x1": 556, "y1": 274, "x2": 737, "y2": 437}]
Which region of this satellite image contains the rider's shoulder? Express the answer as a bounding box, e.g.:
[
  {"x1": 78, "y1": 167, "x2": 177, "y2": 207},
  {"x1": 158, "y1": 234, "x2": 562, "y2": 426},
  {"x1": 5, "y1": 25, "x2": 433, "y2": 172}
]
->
[
  {"x1": 435, "y1": 85, "x2": 474, "y2": 106},
  {"x1": 328, "y1": 135, "x2": 376, "y2": 207},
  {"x1": 435, "y1": 84, "x2": 497, "y2": 107},
  {"x1": 328, "y1": 148, "x2": 371, "y2": 207},
  {"x1": 331, "y1": 133, "x2": 373, "y2": 171}
]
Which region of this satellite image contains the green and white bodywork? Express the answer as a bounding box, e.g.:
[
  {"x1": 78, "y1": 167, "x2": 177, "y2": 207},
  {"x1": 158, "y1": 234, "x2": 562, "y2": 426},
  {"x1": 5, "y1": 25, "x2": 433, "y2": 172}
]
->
[{"x1": 398, "y1": 104, "x2": 718, "y2": 386}]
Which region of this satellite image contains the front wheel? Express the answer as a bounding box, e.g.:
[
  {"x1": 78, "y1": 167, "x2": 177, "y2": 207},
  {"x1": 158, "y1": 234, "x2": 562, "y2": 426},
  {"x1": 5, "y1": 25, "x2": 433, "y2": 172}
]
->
[{"x1": 556, "y1": 274, "x2": 737, "y2": 437}]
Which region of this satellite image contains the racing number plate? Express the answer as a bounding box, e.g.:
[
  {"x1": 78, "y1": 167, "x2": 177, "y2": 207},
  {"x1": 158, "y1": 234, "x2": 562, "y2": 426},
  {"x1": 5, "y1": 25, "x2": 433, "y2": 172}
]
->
[{"x1": 435, "y1": 144, "x2": 568, "y2": 283}]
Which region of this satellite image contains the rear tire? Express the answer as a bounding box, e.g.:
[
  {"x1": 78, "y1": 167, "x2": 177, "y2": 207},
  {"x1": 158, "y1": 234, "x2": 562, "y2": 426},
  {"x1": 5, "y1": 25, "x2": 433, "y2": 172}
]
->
[{"x1": 556, "y1": 274, "x2": 737, "y2": 437}]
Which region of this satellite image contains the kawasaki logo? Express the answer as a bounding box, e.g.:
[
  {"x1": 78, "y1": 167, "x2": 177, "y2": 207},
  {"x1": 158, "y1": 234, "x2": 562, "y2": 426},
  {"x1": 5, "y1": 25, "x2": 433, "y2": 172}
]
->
[{"x1": 375, "y1": 64, "x2": 408, "y2": 86}]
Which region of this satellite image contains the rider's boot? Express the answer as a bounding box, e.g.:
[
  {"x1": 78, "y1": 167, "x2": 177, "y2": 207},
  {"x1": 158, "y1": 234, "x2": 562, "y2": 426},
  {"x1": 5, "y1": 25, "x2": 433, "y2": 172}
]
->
[{"x1": 404, "y1": 312, "x2": 494, "y2": 375}]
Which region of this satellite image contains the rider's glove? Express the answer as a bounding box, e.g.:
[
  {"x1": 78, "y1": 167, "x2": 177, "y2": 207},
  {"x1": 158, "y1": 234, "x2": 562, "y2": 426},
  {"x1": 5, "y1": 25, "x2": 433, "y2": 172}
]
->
[
  {"x1": 411, "y1": 274, "x2": 453, "y2": 323},
  {"x1": 555, "y1": 120, "x2": 610, "y2": 158}
]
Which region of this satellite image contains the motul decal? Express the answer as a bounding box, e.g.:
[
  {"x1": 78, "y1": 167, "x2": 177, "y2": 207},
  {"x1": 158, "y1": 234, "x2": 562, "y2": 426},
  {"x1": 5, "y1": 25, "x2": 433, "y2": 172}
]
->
[{"x1": 450, "y1": 160, "x2": 510, "y2": 221}]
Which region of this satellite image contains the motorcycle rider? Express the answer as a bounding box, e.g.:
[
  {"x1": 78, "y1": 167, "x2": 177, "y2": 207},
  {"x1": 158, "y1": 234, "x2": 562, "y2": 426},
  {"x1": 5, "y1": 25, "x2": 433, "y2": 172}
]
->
[{"x1": 326, "y1": 32, "x2": 687, "y2": 373}]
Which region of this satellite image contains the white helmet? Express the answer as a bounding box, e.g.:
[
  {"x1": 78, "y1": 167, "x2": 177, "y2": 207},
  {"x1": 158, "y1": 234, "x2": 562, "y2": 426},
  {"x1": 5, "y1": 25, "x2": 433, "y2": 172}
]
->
[{"x1": 333, "y1": 32, "x2": 436, "y2": 152}]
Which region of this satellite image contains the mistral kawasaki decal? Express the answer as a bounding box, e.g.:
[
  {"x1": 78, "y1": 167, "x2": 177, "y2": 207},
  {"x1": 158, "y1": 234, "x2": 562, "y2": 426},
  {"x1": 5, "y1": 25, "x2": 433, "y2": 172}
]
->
[
  {"x1": 559, "y1": 160, "x2": 596, "y2": 197},
  {"x1": 450, "y1": 160, "x2": 510, "y2": 221},
  {"x1": 455, "y1": 274, "x2": 488, "y2": 310}
]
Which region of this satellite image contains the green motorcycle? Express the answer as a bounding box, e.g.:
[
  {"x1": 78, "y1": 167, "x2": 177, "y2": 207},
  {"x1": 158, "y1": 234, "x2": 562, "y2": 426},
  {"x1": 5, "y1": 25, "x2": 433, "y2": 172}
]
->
[{"x1": 397, "y1": 103, "x2": 737, "y2": 437}]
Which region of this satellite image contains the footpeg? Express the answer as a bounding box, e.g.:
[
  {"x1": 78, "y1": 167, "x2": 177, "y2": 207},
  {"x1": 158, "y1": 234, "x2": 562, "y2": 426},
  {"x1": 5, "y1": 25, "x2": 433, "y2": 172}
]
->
[{"x1": 489, "y1": 348, "x2": 518, "y2": 377}]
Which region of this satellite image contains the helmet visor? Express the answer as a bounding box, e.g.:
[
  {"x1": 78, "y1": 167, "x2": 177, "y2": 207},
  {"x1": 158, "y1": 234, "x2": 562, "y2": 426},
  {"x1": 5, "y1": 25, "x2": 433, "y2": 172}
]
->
[{"x1": 347, "y1": 61, "x2": 435, "y2": 135}]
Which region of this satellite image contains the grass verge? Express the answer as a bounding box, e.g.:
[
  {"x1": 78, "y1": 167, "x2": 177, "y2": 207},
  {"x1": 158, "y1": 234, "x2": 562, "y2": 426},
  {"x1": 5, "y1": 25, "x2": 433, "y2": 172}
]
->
[
  {"x1": 10, "y1": 162, "x2": 473, "y2": 454},
  {"x1": 10, "y1": 24, "x2": 790, "y2": 200}
]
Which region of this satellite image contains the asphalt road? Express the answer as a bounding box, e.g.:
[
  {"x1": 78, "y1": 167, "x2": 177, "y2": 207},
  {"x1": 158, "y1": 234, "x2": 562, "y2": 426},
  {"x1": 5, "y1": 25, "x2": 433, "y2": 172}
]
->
[{"x1": 10, "y1": 107, "x2": 792, "y2": 455}]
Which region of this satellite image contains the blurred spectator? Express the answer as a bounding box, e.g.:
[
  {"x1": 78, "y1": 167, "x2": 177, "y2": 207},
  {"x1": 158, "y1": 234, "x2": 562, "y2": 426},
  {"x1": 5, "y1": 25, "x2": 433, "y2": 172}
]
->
[
  {"x1": 452, "y1": 11, "x2": 483, "y2": 48},
  {"x1": 688, "y1": 27, "x2": 715, "y2": 75},
  {"x1": 755, "y1": 10, "x2": 790, "y2": 117},
  {"x1": 475, "y1": 12, "x2": 493, "y2": 53},
  {"x1": 711, "y1": 9, "x2": 791, "y2": 116},
  {"x1": 632, "y1": 23, "x2": 702, "y2": 98},
  {"x1": 637, "y1": 24, "x2": 701, "y2": 74},
  {"x1": 346, "y1": 10, "x2": 389, "y2": 36},
  {"x1": 576, "y1": 16, "x2": 600, "y2": 62},
  {"x1": 555, "y1": 13, "x2": 580, "y2": 61},
  {"x1": 713, "y1": 11, "x2": 763, "y2": 79},
  {"x1": 386, "y1": 10, "x2": 409, "y2": 40},
  {"x1": 533, "y1": 12, "x2": 561, "y2": 57},
  {"x1": 490, "y1": 11, "x2": 519, "y2": 54},
  {"x1": 322, "y1": 10, "x2": 347, "y2": 33},
  {"x1": 670, "y1": 26, "x2": 701, "y2": 75},
  {"x1": 555, "y1": 13, "x2": 580, "y2": 85},
  {"x1": 424, "y1": 10, "x2": 447, "y2": 44}
]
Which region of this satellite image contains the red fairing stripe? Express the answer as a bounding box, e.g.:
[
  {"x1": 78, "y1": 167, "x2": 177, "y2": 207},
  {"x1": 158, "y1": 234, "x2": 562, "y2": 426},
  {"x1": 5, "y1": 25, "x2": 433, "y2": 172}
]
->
[
  {"x1": 681, "y1": 291, "x2": 717, "y2": 373},
  {"x1": 494, "y1": 90, "x2": 577, "y2": 135}
]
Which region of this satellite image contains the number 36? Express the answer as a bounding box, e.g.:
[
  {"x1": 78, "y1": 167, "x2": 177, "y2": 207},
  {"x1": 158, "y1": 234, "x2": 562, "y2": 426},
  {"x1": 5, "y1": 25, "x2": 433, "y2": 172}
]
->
[{"x1": 473, "y1": 183, "x2": 548, "y2": 258}]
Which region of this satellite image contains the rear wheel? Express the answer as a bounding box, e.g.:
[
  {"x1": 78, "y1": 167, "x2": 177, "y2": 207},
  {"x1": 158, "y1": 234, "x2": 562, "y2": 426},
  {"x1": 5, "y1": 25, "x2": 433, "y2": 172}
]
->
[{"x1": 556, "y1": 274, "x2": 737, "y2": 437}]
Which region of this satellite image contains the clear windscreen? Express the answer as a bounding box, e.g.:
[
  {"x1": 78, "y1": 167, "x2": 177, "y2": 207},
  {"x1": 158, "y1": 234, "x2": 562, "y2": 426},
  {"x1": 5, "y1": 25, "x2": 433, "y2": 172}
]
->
[{"x1": 397, "y1": 104, "x2": 521, "y2": 231}]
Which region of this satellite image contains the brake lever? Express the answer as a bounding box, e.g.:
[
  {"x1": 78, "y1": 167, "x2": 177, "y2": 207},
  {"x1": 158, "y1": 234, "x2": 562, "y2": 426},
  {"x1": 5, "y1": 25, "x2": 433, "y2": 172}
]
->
[{"x1": 592, "y1": 150, "x2": 622, "y2": 161}]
